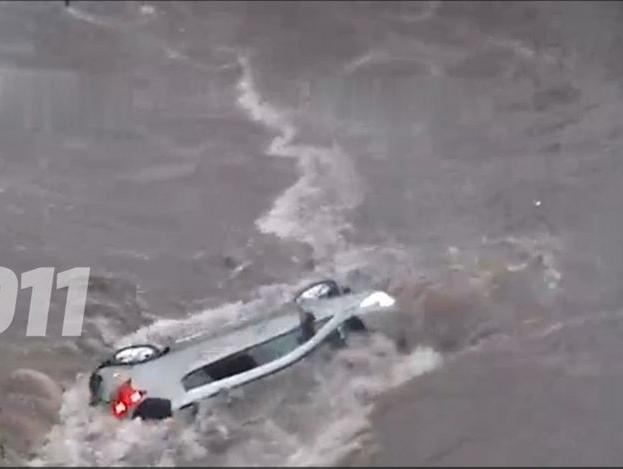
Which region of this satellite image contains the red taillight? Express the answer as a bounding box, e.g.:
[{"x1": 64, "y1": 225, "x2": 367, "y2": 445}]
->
[
  {"x1": 110, "y1": 381, "x2": 145, "y2": 418},
  {"x1": 113, "y1": 401, "x2": 127, "y2": 417}
]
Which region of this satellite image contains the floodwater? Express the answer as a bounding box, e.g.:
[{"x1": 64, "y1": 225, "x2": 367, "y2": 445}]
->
[{"x1": 1, "y1": 1, "x2": 623, "y2": 466}]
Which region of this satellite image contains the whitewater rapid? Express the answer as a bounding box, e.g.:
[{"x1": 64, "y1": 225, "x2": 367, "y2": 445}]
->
[{"x1": 31, "y1": 46, "x2": 446, "y2": 467}]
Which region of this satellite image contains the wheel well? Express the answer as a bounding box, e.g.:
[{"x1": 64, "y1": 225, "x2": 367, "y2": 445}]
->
[{"x1": 344, "y1": 316, "x2": 367, "y2": 332}]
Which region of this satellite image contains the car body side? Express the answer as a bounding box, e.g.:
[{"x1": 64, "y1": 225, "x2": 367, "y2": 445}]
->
[{"x1": 90, "y1": 287, "x2": 396, "y2": 417}]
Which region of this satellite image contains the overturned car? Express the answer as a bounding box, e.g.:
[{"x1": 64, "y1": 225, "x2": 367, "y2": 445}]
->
[{"x1": 88, "y1": 279, "x2": 397, "y2": 420}]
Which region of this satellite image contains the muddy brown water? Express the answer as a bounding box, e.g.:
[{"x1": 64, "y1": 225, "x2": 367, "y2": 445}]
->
[{"x1": 1, "y1": 1, "x2": 623, "y2": 466}]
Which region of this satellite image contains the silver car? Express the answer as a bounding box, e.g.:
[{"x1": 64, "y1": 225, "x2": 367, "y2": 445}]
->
[{"x1": 88, "y1": 279, "x2": 397, "y2": 420}]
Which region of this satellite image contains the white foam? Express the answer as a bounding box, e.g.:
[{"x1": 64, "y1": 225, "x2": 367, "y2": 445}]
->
[
  {"x1": 35, "y1": 312, "x2": 442, "y2": 467},
  {"x1": 65, "y1": 6, "x2": 113, "y2": 28},
  {"x1": 481, "y1": 232, "x2": 564, "y2": 290},
  {"x1": 235, "y1": 55, "x2": 363, "y2": 261},
  {"x1": 287, "y1": 343, "x2": 442, "y2": 466},
  {"x1": 140, "y1": 4, "x2": 155, "y2": 16},
  {"x1": 342, "y1": 49, "x2": 387, "y2": 74},
  {"x1": 486, "y1": 36, "x2": 558, "y2": 65}
]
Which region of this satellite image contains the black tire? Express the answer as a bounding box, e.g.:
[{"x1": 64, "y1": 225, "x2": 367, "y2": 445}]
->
[
  {"x1": 294, "y1": 279, "x2": 342, "y2": 302},
  {"x1": 132, "y1": 397, "x2": 172, "y2": 420}
]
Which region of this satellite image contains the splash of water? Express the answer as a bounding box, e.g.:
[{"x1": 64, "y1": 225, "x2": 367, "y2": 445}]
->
[{"x1": 34, "y1": 333, "x2": 441, "y2": 467}]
